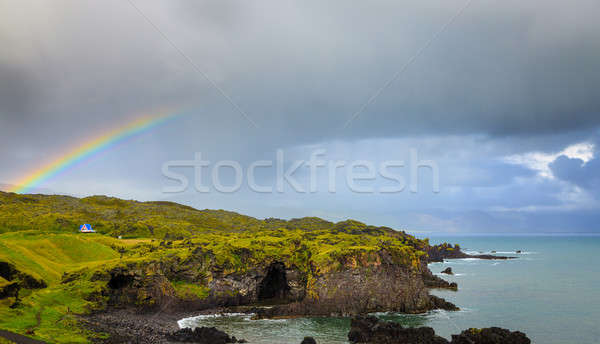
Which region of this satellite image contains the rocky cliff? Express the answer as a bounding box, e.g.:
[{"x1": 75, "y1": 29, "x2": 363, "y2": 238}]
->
[{"x1": 92, "y1": 246, "x2": 458, "y2": 318}]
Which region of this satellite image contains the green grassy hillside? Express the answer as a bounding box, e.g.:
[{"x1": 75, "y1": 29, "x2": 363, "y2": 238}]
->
[
  {"x1": 0, "y1": 231, "x2": 151, "y2": 342},
  {"x1": 0, "y1": 191, "x2": 431, "y2": 343},
  {"x1": 0, "y1": 192, "x2": 266, "y2": 238}
]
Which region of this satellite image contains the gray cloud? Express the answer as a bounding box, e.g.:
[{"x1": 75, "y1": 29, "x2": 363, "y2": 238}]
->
[
  {"x1": 1, "y1": 0, "x2": 600, "y2": 232},
  {"x1": 550, "y1": 155, "x2": 600, "y2": 194}
]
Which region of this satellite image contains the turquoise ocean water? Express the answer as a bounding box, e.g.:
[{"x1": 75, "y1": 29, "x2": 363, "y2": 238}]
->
[{"x1": 179, "y1": 235, "x2": 600, "y2": 343}]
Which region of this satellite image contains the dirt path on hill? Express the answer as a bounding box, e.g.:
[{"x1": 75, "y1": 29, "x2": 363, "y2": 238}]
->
[{"x1": 0, "y1": 329, "x2": 46, "y2": 344}]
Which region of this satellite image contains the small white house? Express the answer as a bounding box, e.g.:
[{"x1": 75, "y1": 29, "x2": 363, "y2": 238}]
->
[{"x1": 79, "y1": 224, "x2": 95, "y2": 233}]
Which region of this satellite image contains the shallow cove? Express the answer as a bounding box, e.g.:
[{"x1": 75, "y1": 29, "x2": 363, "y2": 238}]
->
[{"x1": 177, "y1": 235, "x2": 600, "y2": 344}]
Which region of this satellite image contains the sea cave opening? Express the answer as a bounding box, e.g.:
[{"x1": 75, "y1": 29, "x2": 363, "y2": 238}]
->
[
  {"x1": 108, "y1": 273, "x2": 134, "y2": 289},
  {"x1": 257, "y1": 262, "x2": 291, "y2": 301}
]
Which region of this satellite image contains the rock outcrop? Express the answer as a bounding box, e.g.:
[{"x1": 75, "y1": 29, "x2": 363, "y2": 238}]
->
[
  {"x1": 167, "y1": 327, "x2": 245, "y2": 343},
  {"x1": 0, "y1": 261, "x2": 46, "y2": 303},
  {"x1": 428, "y1": 295, "x2": 459, "y2": 311},
  {"x1": 441, "y1": 267, "x2": 453, "y2": 275},
  {"x1": 348, "y1": 316, "x2": 448, "y2": 344},
  {"x1": 92, "y1": 266, "x2": 176, "y2": 311},
  {"x1": 451, "y1": 327, "x2": 530, "y2": 344},
  {"x1": 348, "y1": 316, "x2": 531, "y2": 344}
]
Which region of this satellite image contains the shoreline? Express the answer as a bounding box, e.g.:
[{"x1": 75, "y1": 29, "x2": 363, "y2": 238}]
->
[{"x1": 83, "y1": 254, "x2": 509, "y2": 343}]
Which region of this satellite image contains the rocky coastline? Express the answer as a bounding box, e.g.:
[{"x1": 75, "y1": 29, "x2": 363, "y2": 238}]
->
[
  {"x1": 83, "y1": 311, "x2": 530, "y2": 344},
  {"x1": 82, "y1": 243, "x2": 515, "y2": 343},
  {"x1": 95, "y1": 247, "x2": 463, "y2": 319}
]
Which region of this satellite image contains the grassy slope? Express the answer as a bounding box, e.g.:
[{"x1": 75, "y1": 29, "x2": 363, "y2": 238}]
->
[
  {"x1": 0, "y1": 192, "x2": 430, "y2": 342},
  {"x1": 0, "y1": 231, "x2": 149, "y2": 342}
]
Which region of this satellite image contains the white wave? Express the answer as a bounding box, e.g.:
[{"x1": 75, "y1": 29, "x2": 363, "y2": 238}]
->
[
  {"x1": 463, "y1": 250, "x2": 537, "y2": 255},
  {"x1": 433, "y1": 272, "x2": 468, "y2": 277},
  {"x1": 369, "y1": 311, "x2": 391, "y2": 316},
  {"x1": 178, "y1": 313, "x2": 254, "y2": 328},
  {"x1": 254, "y1": 318, "x2": 289, "y2": 323}
]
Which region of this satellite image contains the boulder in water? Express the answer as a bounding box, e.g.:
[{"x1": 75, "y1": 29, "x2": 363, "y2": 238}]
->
[
  {"x1": 167, "y1": 327, "x2": 245, "y2": 343},
  {"x1": 348, "y1": 316, "x2": 531, "y2": 344},
  {"x1": 348, "y1": 316, "x2": 448, "y2": 344},
  {"x1": 451, "y1": 327, "x2": 530, "y2": 344},
  {"x1": 441, "y1": 267, "x2": 453, "y2": 275}
]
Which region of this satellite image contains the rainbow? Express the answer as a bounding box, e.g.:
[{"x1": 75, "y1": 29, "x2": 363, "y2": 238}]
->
[{"x1": 10, "y1": 112, "x2": 177, "y2": 194}]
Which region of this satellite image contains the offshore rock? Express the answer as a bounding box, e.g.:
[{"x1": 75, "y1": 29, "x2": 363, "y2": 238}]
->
[
  {"x1": 167, "y1": 327, "x2": 245, "y2": 343},
  {"x1": 451, "y1": 327, "x2": 530, "y2": 344},
  {"x1": 347, "y1": 316, "x2": 531, "y2": 344},
  {"x1": 348, "y1": 316, "x2": 447, "y2": 344},
  {"x1": 441, "y1": 267, "x2": 453, "y2": 275}
]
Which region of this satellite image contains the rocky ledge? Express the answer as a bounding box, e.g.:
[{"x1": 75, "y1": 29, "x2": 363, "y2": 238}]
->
[{"x1": 348, "y1": 316, "x2": 531, "y2": 344}]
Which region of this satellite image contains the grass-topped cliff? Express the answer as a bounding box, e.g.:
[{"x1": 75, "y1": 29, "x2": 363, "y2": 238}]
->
[{"x1": 0, "y1": 191, "x2": 451, "y2": 343}]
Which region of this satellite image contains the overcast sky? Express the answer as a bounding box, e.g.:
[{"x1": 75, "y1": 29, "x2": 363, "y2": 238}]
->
[{"x1": 1, "y1": 0, "x2": 599, "y2": 233}]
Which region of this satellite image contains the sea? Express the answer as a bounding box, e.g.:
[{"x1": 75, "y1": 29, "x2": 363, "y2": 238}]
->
[{"x1": 177, "y1": 235, "x2": 600, "y2": 344}]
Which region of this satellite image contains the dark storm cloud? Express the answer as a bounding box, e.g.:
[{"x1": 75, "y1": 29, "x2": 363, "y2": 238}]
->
[
  {"x1": 1, "y1": 0, "x2": 599, "y2": 144},
  {"x1": 167, "y1": 0, "x2": 600, "y2": 139},
  {"x1": 1, "y1": 0, "x2": 600, "y2": 232}
]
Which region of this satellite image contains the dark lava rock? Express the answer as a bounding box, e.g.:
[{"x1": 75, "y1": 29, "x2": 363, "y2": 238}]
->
[
  {"x1": 167, "y1": 327, "x2": 244, "y2": 343},
  {"x1": 441, "y1": 267, "x2": 453, "y2": 275},
  {"x1": 348, "y1": 316, "x2": 448, "y2": 344},
  {"x1": 0, "y1": 282, "x2": 20, "y2": 299},
  {"x1": 301, "y1": 337, "x2": 317, "y2": 344},
  {"x1": 451, "y1": 327, "x2": 530, "y2": 344},
  {"x1": 348, "y1": 316, "x2": 531, "y2": 344},
  {"x1": 430, "y1": 295, "x2": 459, "y2": 311},
  {"x1": 0, "y1": 261, "x2": 47, "y2": 290},
  {"x1": 422, "y1": 271, "x2": 458, "y2": 291}
]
